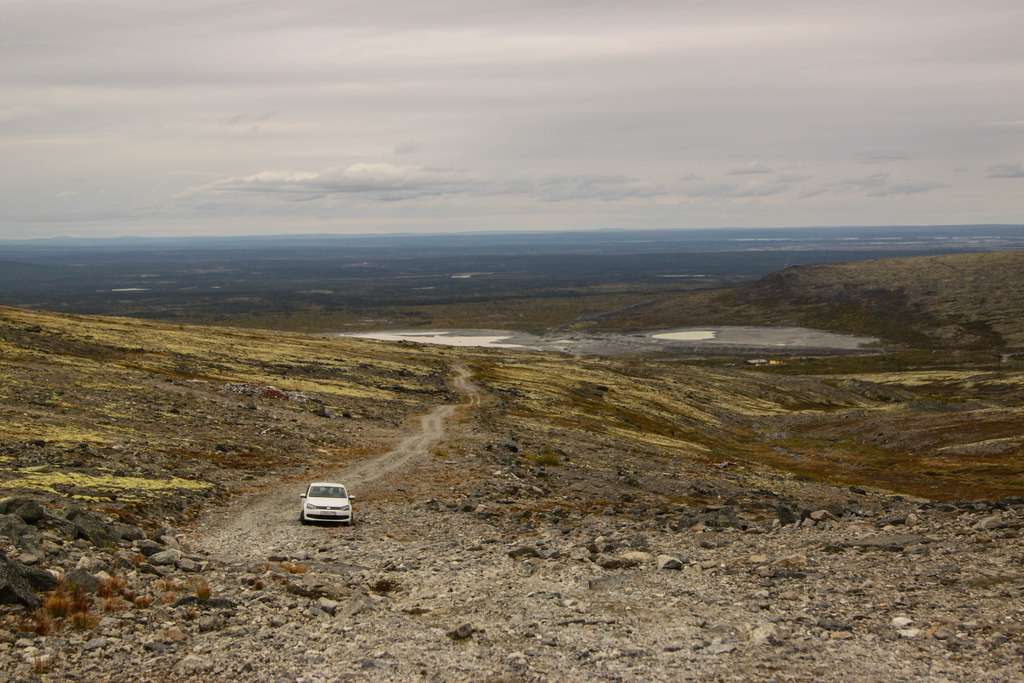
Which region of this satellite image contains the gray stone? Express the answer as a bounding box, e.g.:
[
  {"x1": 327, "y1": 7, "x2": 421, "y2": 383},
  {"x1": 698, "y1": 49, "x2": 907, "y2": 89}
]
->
[
  {"x1": 656, "y1": 555, "x2": 683, "y2": 570},
  {"x1": 149, "y1": 550, "x2": 178, "y2": 566},
  {"x1": 65, "y1": 568, "x2": 100, "y2": 593},
  {"x1": 776, "y1": 505, "x2": 798, "y2": 526},
  {"x1": 18, "y1": 565, "x2": 60, "y2": 592},
  {"x1": 0, "y1": 551, "x2": 39, "y2": 608},
  {"x1": 63, "y1": 507, "x2": 113, "y2": 548},
  {"x1": 694, "y1": 506, "x2": 742, "y2": 530},
  {"x1": 198, "y1": 615, "x2": 226, "y2": 632},
  {"x1": 343, "y1": 594, "x2": 378, "y2": 617},
  {"x1": 111, "y1": 522, "x2": 146, "y2": 542},
  {"x1": 135, "y1": 539, "x2": 163, "y2": 556},
  {"x1": 318, "y1": 597, "x2": 339, "y2": 615},
  {"x1": 447, "y1": 623, "x2": 474, "y2": 640},
  {"x1": 82, "y1": 637, "x2": 108, "y2": 651},
  {"x1": 176, "y1": 654, "x2": 214, "y2": 676},
  {"x1": 0, "y1": 498, "x2": 46, "y2": 524},
  {"x1": 973, "y1": 515, "x2": 1003, "y2": 531},
  {"x1": 750, "y1": 624, "x2": 781, "y2": 646},
  {"x1": 175, "y1": 557, "x2": 200, "y2": 572}
]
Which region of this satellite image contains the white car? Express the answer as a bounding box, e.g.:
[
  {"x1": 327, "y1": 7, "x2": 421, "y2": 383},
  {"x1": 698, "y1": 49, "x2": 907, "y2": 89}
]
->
[{"x1": 299, "y1": 482, "x2": 354, "y2": 525}]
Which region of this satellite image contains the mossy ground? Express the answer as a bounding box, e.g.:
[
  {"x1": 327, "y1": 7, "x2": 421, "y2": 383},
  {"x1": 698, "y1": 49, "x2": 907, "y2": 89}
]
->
[{"x1": 2, "y1": 302, "x2": 1022, "y2": 535}]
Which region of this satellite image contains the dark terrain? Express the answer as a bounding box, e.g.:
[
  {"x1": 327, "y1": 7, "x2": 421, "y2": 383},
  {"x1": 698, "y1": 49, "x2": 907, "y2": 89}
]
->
[{"x1": 3, "y1": 225, "x2": 1022, "y2": 332}]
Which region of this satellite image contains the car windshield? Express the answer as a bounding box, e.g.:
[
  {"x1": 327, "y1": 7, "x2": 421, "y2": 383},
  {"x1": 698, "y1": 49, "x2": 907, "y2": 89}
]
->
[{"x1": 309, "y1": 485, "x2": 347, "y2": 498}]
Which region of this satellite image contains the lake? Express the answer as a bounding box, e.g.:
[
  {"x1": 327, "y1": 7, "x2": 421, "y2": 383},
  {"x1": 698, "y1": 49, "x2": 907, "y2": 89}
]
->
[{"x1": 334, "y1": 326, "x2": 878, "y2": 355}]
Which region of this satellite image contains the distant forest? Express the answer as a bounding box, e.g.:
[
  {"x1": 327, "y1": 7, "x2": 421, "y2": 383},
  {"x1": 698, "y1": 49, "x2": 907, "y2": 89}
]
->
[{"x1": 2, "y1": 225, "x2": 1022, "y2": 331}]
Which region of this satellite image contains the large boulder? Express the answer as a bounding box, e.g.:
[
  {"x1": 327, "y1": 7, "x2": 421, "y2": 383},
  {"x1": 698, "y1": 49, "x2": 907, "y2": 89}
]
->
[
  {"x1": 62, "y1": 507, "x2": 113, "y2": 547},
  {"x1": 18, "y1": 565, "x2": 60, "y2": 592},
  {"x1": 693, "y1": 506, "x2": 743, "y2": 530},
  {"x1": 0, "y1": 551, "x2": 40, "y2": 608},
  {"x1": 0, "y1": 514, "x2": 45, "y2": 562},
  {"x1": 0, "y1": 497, "x2": 46, "y2": 524}
]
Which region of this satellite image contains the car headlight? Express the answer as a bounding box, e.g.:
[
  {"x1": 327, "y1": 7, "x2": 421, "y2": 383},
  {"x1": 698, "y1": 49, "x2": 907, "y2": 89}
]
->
[
  {"x1": 341, "y1": 504, "x2": 351, "y2": 511},
  {"x1": 306, "y1": 503, "x2": 317, "y2": 509}
]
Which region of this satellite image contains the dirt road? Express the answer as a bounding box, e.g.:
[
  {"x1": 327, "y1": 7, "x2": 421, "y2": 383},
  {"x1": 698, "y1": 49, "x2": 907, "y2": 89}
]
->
[{"x1": 192, "y1": 364, "x2": 481, "y2": 559}]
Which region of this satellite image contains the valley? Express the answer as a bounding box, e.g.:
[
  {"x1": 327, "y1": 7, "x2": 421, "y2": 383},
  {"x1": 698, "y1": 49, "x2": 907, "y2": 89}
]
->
[{"x1": 0, "y1": 246, "x2": 1022, "y2": 680}]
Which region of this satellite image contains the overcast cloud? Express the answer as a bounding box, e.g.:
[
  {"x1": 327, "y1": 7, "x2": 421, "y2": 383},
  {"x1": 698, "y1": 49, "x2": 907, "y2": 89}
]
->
[{"x1": 1, "y1": 0, "x2": 1022, "y2": 238}]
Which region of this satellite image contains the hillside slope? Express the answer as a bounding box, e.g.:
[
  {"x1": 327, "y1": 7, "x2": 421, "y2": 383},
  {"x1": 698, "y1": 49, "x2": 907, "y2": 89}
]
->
[
  {"x1": 1, "y1": 305, "x2": 1023, "y2": 680},
  {"x1": 610, "y1": 250, "x2": 1024, "y2": 349}
]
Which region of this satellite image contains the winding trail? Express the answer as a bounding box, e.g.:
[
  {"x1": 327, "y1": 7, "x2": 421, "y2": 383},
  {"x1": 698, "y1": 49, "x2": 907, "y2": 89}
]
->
[
  {"x1": 341, "y1": 365, "x2": 479, "y2": 487},
  {"x1": 192, "y1": 364, "x2": 481, "y2": 557}
]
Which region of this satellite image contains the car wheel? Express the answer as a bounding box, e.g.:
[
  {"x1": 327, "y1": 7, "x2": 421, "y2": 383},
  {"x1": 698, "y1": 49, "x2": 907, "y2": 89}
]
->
[
  {"x1": 344, "y1": 516, "x2": 354, "y2": 527},
  {"x1": 300, "y1": 513, "x2": 309, "y2": 525}
]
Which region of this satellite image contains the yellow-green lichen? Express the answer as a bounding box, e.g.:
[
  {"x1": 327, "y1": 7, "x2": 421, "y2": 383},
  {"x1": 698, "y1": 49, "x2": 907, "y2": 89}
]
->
[{"x1": 3, "y1": 468, "x2": 213, "y2": 495}]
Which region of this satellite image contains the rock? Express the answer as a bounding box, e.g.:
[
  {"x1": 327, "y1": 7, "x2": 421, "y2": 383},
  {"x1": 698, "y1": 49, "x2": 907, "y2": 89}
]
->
[
  {"x1": 891, "y1": 616, "x2": 914, "y2": 629},
  {"x1": 111, "y1": 522, "x2": 147, "y2": 542},
  {"x1": 62, "y1": 507, "x2": 113, "y2": 547},
  {"x1": 135, "y1": 539, "x2": 163, "y2": 556},
  {"x1": 160, "y1": 535, "x2": 182, "y2": 550},
  {"x1": 65, "y1": 568, "x2": 101, "y2": 593},
  {"x1": 508, "y1": 546, "x2": 539, "y2": 559},
  {"x1": 198, "y1": 615, "x2": 226, "y2": 633},
  {"x1": 318, "y1": 597, "x2": 339, "y2": 615},
  {"x1": 973, "y1": 515, "x2": 1003, "y2": 531},
  {"x1": 750, "y1": 624, "x2": 781, "y2": 646},
  {"x1": 706, "y1": 640, "x2": 737, "y2": 654},
  {"x1": 621, "y1": 551, "x2": 651, "y2": 566},
  {"x1": 17, "y1": 565, "x2": 60, "y2": 592},
  {"x1": 809, "y1": 509, "x2": 833, "y2": 522},
  {"x1": 83, "y1": 636, "x2": 108, "y2": 651},
  {"x1": 0, "y1": 551, "x2": 40, "y2": 608},
  {"x1": 447, "y1": 623, "x2": 474, "y2": 640},
  {"x1": 0, "y1": 498, "x2": 46, "y2": 524},
  {"x1": 176, "y1": 654, "x2": 213, "y2": 676},
  {"x1": 656, "y1": 555, "x2": 683, "y2": 570},
  {"x1": 175, "y1": 557, "x2": 200, "y2": 572},
  {"x1": 149, "y1": 550, "x2": 179, "y2": 566},
  {"x1": 0, "y1": 515, "x2": 45, "y2": 560},
  {"x1": 343, "y1": 594, "x2": 378, "y2": 617},
  {"x1": 776, "y1": 505, "x2": 798, "y2": 526},
  {"x1": 772, "y1": 553, "x2": 807, "y2": 570},
  {"x1": 596, "y1": 554, "x2": 640, "y2": 569},
  {"x1": 693, "y1": 506, "x2": 742, "y2": 530},
  {"x1": 842, "y1": 534, "x2": 931, "y2": 551}
]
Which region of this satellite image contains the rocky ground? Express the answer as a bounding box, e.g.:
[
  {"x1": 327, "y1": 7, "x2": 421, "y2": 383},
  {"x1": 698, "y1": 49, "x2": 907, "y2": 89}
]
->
[{"x1": 2, "y1": 370, "x2": 1023, "y2": 682}]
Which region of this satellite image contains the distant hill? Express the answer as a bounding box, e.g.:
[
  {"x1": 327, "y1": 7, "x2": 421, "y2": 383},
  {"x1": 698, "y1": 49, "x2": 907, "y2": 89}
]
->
[{"x1": 610, "y1": 250, "x2": 1024, "y2": 350}]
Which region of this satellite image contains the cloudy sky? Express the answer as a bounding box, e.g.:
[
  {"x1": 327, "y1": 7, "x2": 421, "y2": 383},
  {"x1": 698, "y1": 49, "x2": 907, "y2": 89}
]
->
[{"x1": 2, "y1": 0, "x2": 1023, "y2": 238}]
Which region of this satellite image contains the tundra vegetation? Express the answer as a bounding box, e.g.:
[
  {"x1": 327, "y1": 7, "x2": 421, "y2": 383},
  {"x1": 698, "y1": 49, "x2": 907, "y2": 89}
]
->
[{"x1": 0, "y1": 249, "x2": 1022, "y2": 680}]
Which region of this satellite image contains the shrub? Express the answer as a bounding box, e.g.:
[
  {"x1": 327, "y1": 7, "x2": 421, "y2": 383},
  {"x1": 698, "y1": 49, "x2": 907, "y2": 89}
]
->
[
  {"x1": 97, "y1": 576, "x2": 128, "y2": 599},
  {"x1": 133, "y1": 595, "x2": 155, "y2": 609},
  {"x1": 70, "y1": 611, "x2": 99, "y2": 631},
  {"x1": 43, "y1": 588, "x2": 74, "y2": 620},
  {"x1": 194, "y1": 582, "x2": 212, "y2": 600},
  {"x1": 17, "y1": 611, "x2": 51, "y2": 636}
]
